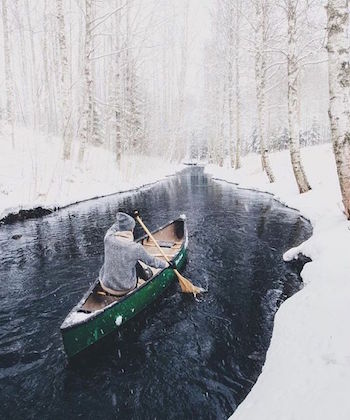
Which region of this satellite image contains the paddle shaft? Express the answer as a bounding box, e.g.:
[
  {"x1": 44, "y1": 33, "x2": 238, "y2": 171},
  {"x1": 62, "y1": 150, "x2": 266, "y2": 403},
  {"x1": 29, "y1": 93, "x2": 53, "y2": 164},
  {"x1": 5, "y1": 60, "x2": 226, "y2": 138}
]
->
[
  {"x1": 135, "y1": 214, "x2": 204, "y2": 295},
  {"x1": 136, "y1": 218, "x2": 185, "y2": 283},
  {"x1": 136, "y1": 215, "x2": 187, "y2": 279},
  {"x1": 135, "y1": 216, "x2": 172, "y2": 264}
]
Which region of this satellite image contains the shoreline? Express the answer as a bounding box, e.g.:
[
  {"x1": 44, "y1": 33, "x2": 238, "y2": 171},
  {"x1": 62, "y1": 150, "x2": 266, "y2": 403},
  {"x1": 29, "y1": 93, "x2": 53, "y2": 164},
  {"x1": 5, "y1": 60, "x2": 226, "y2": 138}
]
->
[
  {"x1": 0, "y1": 126, "x2": 183, "y2": 226},
  {"x1": 0, "y1": 172, "x2": 180, "y2": 225},
  {"x1": 206, "y1": 144, "x2": 350, "y2": 420},
  {"x1": 212, "y1": 177, "x2": 312, "y2": 226}
]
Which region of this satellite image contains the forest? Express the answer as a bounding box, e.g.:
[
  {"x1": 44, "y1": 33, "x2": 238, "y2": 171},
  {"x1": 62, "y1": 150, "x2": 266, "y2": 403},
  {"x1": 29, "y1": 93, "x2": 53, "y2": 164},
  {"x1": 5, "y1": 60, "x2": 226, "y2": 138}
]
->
[
  {"x1": 1, "y1": 0, "x2": 349, "y2": 219},
  {"x1": 1, "y1": 1, "x2": 350, "y2": 420}
]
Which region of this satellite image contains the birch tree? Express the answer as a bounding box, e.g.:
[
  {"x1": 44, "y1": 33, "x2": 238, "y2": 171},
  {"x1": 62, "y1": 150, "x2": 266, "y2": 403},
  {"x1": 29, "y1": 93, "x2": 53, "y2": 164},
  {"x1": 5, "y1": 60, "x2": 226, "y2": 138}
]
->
[
  {"x1": 227, "y1": 1, "x2": 235, "y2": 168},
  {"x1": 203, "y1": 45, "x2": 218, "y2": 163},
  {"x1": 217, "y1": 0, "x2": 242, "y2": 169},
  {"x1": 327, "y1": 0, "x2": 350, "y2": 218},
  {"x1": 114, "y1": 1, "x2": 122, "y2": 163},
  {"x1": 42, "y1": 0, "x2": 57, "y2": 134},
  {"x1": 204, "y1": 1, "x2": 232, "y2": 166},
  {"x1": 2, "y1": 0, "x2": 15, "y2": 145},
  {"x1": 25, "y1": 0, "x2": 40, "y2": 128},
  {"x1": 254, "y1": 0, "x2": 275, "y2": 182},
  {"x1": 13, "y1": 0, "x2": 29, "y2": 125},
  {"x1": 56, "y1": 0, "x2": 72, "y2": 160},
  {"x1": 106, "y1": 1, "x2": 122, "y2": 163},
  {"x1": 176, "y1": 0, "x2": 189, "y2": 162},
  {"x1": 78, "y1": 0, "x2": 94, "y2": 162},
  {"x1": 234, "y1": 0, "x2": 242, "y2": 169},
  {"x1": 50, "y1": 4, "x2": 61, "y2": 133},
  {"x1": 285, "y1": 0, "x2": 311, "y2": 193},
  {"x1": 122, "y1": 0, "x2": 145, "y2": 156}
]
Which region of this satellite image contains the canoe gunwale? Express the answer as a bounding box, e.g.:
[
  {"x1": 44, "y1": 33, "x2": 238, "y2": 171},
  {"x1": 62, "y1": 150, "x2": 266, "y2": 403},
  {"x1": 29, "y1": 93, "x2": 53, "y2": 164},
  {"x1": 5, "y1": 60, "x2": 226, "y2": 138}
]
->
[
  {"x1": 135, "y1": 214, "x2": 186, "y2": 244},
  {"x1": 60, "y1": 216, "x2": 188, "y2": 332}
]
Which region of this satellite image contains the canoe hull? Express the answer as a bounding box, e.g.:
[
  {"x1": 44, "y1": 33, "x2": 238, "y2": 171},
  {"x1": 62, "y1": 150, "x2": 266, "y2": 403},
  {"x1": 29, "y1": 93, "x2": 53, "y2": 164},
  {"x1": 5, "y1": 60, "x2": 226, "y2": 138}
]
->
[{"x1": 61, "y1": 242, "x2": 187, "y2": 358}]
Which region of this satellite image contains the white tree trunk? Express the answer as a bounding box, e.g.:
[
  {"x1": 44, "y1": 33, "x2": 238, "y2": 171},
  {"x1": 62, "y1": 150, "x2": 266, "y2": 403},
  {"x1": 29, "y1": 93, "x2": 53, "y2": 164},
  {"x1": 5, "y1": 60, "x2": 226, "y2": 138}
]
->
[
  {"x1": 234, "y1": 0, "x2": 242, "y2": 170},
  {"x1": 106, "y1": 2, "x2": 122, "y2": 163},
  {"x1": 50, "y1": 10, "x2": 60, "y2": 133},
  {"x1": 2, "y1": 0, "x2": 15, "y2": 146},
  {"x1": 123, "y1": 0, "x2": 132, "y2": 154},
  {"x1": 56, "y1": 0, "x2": 72, "y2": 160},
  {"x1": 228, "y1": 4, "x2": 235, "y2": 168},
  {"x1": 327, "y1": 0, "x2": 350, "y2": 218},
  {"x1": 287, "y1": 0, "x2": 311, "y2": 193},
  {"x1": 78, "y1": 0, "x2": 93, "y2": 163},
  {"x1": 218, "y1": 79, "x2": 226, "y2": 167},
  {"x1": 114, "y1": 3, "x2": 122, "y2": 163},
  {"x1": 176, "y1": 0, "x2": 189, "y2": 162},
  {"x1": 14, "y1": 0, "x2": 29, "y2": 126},
  {"x1": 42, "y1": 0, "x2": 57, "y2": 134},
  {"x1": 255, "y1": 0, "x2": 275, "y2": 183},
  {"x1": 25, "y1": 0, "x2": 40, "y2": 128}
]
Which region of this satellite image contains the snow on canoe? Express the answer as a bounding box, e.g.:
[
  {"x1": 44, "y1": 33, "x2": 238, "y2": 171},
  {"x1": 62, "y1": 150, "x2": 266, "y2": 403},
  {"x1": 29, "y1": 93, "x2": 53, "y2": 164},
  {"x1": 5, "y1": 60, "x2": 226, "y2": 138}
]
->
[{"x1": 60, "y1": 215, "x2": 188, "y2": 358}]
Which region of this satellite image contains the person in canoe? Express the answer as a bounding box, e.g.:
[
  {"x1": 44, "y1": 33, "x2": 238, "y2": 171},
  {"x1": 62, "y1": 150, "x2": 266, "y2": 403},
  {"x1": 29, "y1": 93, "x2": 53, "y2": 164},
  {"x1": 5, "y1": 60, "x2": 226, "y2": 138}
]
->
[{"x1": 99, "y1": 212, "x2": 174, "y2": 296}]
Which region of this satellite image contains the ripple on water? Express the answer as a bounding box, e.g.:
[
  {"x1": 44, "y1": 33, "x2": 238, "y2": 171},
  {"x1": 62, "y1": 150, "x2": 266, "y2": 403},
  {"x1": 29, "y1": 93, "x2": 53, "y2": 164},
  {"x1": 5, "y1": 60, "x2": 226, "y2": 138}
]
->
[{"x1": 0, "y1": 168, "x2": 312, "y2": 419}]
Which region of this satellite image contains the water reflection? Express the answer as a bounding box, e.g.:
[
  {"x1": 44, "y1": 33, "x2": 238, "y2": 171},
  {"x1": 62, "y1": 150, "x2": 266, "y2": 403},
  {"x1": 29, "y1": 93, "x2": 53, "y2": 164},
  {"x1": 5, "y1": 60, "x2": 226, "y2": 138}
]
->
[{"x1": 0, "y1": 168, "x2": 312, "y2": 419}]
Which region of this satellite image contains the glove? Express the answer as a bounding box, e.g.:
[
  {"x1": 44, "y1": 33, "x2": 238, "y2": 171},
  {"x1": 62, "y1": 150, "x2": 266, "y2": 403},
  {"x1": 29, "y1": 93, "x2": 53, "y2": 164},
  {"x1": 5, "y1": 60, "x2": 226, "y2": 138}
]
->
[{"x1": 168, "y1": 261, "x2": 177, "y2": 270}]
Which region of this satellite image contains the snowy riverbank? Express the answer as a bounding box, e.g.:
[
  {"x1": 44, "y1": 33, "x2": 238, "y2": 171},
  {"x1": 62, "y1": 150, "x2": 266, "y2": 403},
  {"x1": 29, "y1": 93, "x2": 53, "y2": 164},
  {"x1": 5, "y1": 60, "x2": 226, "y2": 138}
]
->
[
  {"x1": 206, "y1": 144, "x2": 350, "y2": 420},
  {"x1": 0, "y1": 127, "x2": 182, "y2": 221}
]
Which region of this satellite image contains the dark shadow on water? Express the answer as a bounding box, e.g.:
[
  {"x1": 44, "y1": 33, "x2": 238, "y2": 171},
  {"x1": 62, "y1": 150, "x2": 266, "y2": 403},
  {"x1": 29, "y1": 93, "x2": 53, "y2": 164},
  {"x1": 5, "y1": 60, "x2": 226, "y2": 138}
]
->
[{"x1": 0, "y1": 168, "x2": 312, "y2": 420}]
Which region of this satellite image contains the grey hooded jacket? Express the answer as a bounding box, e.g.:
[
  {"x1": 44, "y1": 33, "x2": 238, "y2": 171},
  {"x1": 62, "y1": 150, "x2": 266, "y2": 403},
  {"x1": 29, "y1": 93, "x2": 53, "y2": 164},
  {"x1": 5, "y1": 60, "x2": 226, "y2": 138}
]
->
[{"x1": 99, "y1": 213, "x2": 168, "y2": 292}]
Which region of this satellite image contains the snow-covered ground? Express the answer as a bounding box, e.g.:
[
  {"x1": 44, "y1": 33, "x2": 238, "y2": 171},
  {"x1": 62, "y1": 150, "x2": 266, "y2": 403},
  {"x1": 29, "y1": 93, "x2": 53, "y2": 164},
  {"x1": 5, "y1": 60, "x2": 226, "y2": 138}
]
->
[
  {"x1": 206, "y1": 144, "x2": 350, "y2": 420},
  {"x1": 0, "y1": 126, "x2": 181, "y2": 220}
]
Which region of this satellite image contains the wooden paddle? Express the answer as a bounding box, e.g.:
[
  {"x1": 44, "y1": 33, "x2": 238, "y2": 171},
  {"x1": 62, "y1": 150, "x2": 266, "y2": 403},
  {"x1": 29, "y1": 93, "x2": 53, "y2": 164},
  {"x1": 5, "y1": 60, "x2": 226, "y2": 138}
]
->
[{"x1": 134, "y1": 212, "x2": 204, "y2": 296}]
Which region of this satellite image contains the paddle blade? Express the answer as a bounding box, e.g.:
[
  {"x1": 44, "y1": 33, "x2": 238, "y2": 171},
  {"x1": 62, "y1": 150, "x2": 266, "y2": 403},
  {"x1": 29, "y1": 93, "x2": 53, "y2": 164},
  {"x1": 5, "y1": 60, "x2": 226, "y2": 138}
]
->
[{"x1": 175, "y1": 271, "x2": 204, "y2": 297}]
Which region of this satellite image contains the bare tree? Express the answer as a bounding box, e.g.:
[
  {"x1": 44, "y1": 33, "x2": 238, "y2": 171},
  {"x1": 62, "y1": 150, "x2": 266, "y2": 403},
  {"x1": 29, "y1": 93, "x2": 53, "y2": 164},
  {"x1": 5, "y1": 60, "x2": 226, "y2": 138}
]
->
[
  {"x1": 234, "y1": 0, "x2": 242, "y2": 169},
  {"x1": 78, "y1": 0, "x2": 94, "y2": 162},
  {"x1": 42, "y1": 0, "x2": 52, "y2": 133},
  {"x1": 203, "y1": 1, "x2": 233, "y2": 167},
  {"x1": 217, "y1": 0, "x2": 242, "y2": 169},
  {"x1": 106, "y1": 0, "x2": 123, "y2": 163},
  {"x1": 25, "y1": 0, "x2": 40, "y2": 128},
  {"x1": 176, "y1": 0, "x2": 189, "y2": 162},
  {"x1": 227, "y1": 1, "x2": 235, "y2": 168},
  {"x1": 56, "y1": 0, "x2": 72, "y2": 160},
  {"x1": 254, "y1": 0, "x2": 275, "y2": 182},
  {"x1": 285, "y1": 0, "x2": 311, "y2": 193},
  {"x1": 13, "y1": 0, "x2": 29, "y2": 125},
  {"x1": 2, "y1": 0, "x2": 15, "y2": 146},
  {"x1": 327, "y1": 0, "x2": 350, "y2": 218}
]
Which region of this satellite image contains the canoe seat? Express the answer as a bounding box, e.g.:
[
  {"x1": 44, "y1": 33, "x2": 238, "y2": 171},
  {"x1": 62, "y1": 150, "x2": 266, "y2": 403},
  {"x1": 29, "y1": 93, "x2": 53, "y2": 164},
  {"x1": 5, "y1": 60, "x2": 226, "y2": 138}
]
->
[
  {"x1": 141, "y1": 240, "x2": 180, "y2": 260},
  {"x1": 81, "y1": 284, "x2": 120, "y2": 312},
  {"x1": 78, "y1": 225, "x2": 184, "y2": 314},
  {"x1": 155, "y1": 240, "x2": 175, "y2": 248}
]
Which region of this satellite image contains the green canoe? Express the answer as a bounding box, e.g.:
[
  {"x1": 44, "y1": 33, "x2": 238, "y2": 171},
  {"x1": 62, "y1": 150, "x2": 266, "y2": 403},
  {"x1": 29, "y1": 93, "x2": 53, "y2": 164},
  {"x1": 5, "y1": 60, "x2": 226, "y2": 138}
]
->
[{"x1": 60, "y1": 215, "x2": 188, "y2": 358}]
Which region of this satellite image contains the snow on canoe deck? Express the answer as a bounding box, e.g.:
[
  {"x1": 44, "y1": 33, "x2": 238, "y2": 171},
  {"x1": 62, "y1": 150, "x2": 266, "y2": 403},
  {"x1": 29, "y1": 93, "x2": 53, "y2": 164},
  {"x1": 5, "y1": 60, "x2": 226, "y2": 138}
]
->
[{"x1": 60, "y1": 216, "x2": 188, "y2": 358}]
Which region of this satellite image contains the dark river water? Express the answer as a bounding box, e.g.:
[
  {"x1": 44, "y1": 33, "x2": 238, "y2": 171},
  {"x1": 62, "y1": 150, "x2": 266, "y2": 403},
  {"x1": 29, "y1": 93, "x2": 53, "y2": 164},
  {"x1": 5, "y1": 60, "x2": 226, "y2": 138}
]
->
[{"x1": 0, "y1": 168, "x2": 312, "y2": 420}]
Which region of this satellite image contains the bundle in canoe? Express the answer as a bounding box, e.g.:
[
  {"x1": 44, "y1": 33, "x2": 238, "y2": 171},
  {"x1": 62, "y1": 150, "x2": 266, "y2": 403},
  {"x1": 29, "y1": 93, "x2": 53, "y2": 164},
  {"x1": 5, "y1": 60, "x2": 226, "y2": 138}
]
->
[{"x1": 60, "y1": 215, "x2": 188, "y2": 358}]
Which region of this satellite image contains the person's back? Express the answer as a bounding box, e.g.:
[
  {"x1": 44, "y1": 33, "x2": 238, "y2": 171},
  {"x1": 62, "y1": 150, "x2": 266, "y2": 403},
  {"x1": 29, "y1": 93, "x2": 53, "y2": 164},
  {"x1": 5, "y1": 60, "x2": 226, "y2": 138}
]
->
[{"x1": 99, "y1": 212, "x2": 167, "y2": 295}]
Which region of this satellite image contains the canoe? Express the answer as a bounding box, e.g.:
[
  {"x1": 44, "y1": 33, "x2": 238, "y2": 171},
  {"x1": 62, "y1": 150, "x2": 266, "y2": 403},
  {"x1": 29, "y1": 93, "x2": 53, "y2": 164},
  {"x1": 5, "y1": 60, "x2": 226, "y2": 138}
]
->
[{"x1": 60, "y1": 215, "x2": 188, "y2": 358}]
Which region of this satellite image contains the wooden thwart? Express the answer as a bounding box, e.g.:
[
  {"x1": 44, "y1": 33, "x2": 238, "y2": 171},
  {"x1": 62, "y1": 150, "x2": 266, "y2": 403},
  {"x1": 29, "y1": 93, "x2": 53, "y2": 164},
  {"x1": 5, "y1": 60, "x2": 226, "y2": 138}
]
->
[{"x1": 135, "y1": 214, "x2": 204, "y2": 296}]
